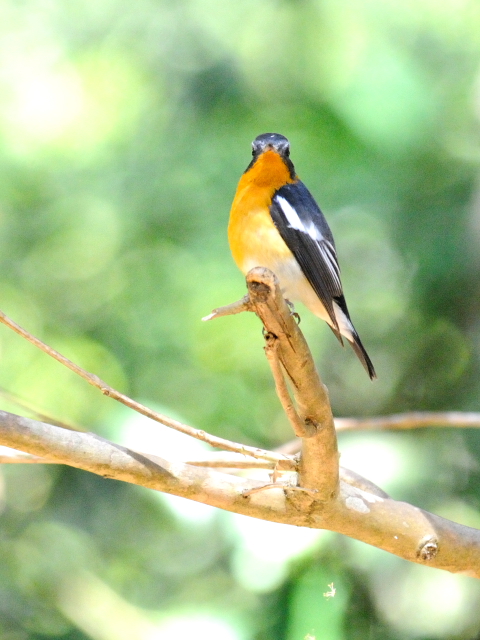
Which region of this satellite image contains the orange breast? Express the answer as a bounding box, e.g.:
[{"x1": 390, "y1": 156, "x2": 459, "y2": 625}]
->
[{"x1": 228, "y1": 150, "x2": 296, "y2": 274}]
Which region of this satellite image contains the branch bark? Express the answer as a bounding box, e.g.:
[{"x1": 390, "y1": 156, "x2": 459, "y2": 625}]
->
[
  {"x1": 1, "y1": 409, "x2": 479, "y2": 576},
  {"x1": 245, "y1": 268, "x2": 339, "y2": 497},
  {"x1": 206, "y1": 268, "x2": 339, "y2": 496},
  {"x1": 1, "y1": 269, "x2": 480, "y2": 577}
]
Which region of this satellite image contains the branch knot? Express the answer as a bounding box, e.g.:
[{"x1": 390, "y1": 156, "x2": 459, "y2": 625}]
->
[{"x1": 417, "y1": 536, "x2": 439, "y2": 561}]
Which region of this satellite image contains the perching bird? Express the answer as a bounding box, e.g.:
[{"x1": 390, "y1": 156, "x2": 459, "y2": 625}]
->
[{"x1": 228, "y1": 132, "x2": 376, "y2": 379}]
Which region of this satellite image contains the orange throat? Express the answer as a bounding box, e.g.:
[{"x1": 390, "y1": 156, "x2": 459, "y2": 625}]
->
[{"x1": 228, "y1": 150, "x2": 297, "y2": 273}]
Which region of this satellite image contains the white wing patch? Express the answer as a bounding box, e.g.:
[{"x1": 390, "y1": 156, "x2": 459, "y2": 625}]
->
[
  {"x1": 275, "y1": 194, "x2": 341, "y2": 288},
  {"x1": 275, "y1": 195, "x2": 323, "y2": 241}
]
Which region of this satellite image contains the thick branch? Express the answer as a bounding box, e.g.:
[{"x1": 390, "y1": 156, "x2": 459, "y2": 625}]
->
[
  {"x1": 3, "y1": 275, "x2": 480, "y2": 576},
  {"x1": 1, "y1": 410, "x2": 479, "y2": 577},
  {"x1": 0, "y1": 445, "x2": 387, "y2": 501},
  {"x1": 245, "y1": 267, "x2": 338, "y2": 497}
]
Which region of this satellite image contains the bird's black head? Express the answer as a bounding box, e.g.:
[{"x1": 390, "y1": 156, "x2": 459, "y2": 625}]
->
[
  {"x1": 245, "y1": 133, "x2": 295, "y2": 178},
  {"x1": 251, "y1": 133, "x2": 290, "y2": 157}
]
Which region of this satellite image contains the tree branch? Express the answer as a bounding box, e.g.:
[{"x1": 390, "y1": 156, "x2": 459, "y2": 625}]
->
[
  {"x1": 335, "y1": 412, "x2": 480, "y2": 431},
  {"x1": 263, "y1": 333, "x2": 310, "y2": 438},
  {"x1": 0, "y1": 445, "x2": 53, "y2": 464},
  {"x1": 2, "y1": 270, "x2": 480, "y2": 577},
  {"x1": 245, "y1": 268, "x2": 338, "y2": 497},
  {"x1": 275, "y1": 412, "x2": 480, "y2": 456},
  {"x1": 204, "y1": 268, "x2": 338, "y2": 495},
  {"x1": 202, "y1": 295, "x2": 252, "y2": 321},
  {"x1": 0, "y1": 308, "x2": 287, "y2": 466},
  {"x1": 1, "y1": 409, "x2": 479, "y2": 576}
]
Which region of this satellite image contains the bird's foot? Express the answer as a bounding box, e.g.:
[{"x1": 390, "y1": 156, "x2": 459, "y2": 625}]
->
[{"x1": 285, "y1": 299, "x2": 301, "y2": 324}]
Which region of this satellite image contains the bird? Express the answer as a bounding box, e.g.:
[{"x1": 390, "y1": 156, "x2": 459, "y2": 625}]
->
[{"x1": 228, "y1": 132, "x2": 376, "y2": 379}]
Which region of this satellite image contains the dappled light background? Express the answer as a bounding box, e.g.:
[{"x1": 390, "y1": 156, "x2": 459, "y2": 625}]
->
[{"x1": 1, "y1": 0, "x2": 480, "y2": 638}]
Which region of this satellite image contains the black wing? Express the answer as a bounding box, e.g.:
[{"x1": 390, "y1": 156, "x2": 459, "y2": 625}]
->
[{"x1": 269, "y1": 181, "x2": 343, "y2": 331}]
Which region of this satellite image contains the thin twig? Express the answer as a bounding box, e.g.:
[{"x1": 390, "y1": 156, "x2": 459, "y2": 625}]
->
[
  {"x1": 274, "y1": 411, "x2": 480, "y2": 456},
  {"x1": 335, "y1": 412, "x2": 480, "y2": 431},
  {"x1": 185, "y1": 451, "x2": 295, "y2": 470},
  {"x1": 0, "y1": 309, "x2": 287, "y2": 465},
  {"x1": 202, "y1": 295, "x2": 253, "y2": 321},
  {"x1": 0, "y1": 446, "x2": 53, "y2": 464},
  {"x1": 263, "y1": 333, "x2": 314, "y2": 438},
  {"x1": 186, "y1": 459, "x2": 277, "y2": 469},
  {"x1": 0, "y1": 385, "x2": 85, "y2": 432},
  {"x1": 0, "y1": 456, "x2": 52, "y2": 463},
  {"x1": 242, "y1": 483, "x2": 313, "y2": 497},
  {"x1": 242, "y1": 482, "x2": 321, "y2": 497}
]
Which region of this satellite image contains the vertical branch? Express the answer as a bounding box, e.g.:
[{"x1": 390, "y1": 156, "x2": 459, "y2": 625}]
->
[
  {"x1": 245, "y1": 267, "x2": 339, "y2": 498},
  {"x1": 263, "y1": 333, "x2": 314, "y2": 438}
]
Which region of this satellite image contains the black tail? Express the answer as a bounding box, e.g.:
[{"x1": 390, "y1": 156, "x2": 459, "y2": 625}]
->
[
  {"x1": 327, "y1": 294, "x2": 377, "y2": 380},
  {"x1": 349, "y1": 331, "x2": 377, "y2": 380}
]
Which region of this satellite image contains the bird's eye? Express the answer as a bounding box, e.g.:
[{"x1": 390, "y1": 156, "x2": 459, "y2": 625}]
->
[{"x1": 284, "y1": 147, "x2": 290, "y2": 157}]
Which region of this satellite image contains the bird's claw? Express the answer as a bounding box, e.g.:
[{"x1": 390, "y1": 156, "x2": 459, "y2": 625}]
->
[{"x1": 285, "y1": 299, "x2": 301, "y2": 324}]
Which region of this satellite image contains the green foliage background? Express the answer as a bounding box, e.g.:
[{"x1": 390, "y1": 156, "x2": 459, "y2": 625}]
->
[{"x1": 1, "y1": 0, "x2": 480, "y2": 638}]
